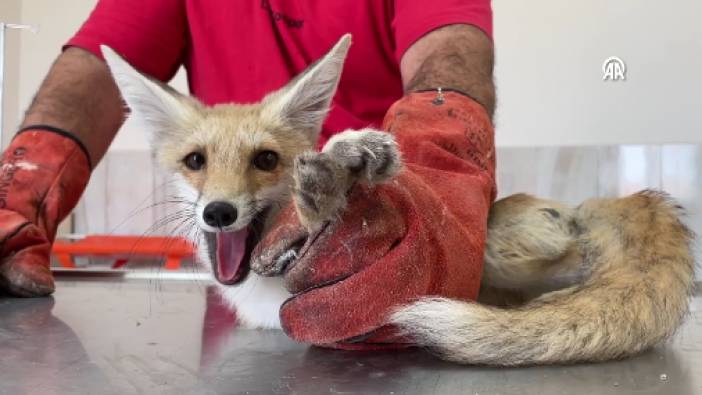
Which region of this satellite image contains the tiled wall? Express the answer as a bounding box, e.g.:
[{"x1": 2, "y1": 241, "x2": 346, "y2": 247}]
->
[
  {"x1": 72, "y1": 145, "x2": 702, "y2": 267},
  {"x1": 496, "y1": 145, "x2": 701, "y2": 236},
  {"x1": 74, "y1": 151, "x2": 182, "y2": 238}
]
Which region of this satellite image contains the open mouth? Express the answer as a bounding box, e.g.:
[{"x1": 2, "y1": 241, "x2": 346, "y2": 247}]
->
[{"x1": 204, "y1": 209, "x2": 268, "y2": 285}]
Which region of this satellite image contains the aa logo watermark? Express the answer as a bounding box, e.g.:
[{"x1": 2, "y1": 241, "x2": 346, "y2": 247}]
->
[{"x1": 603, "y1": 56, "x2": 626, "y2": 81}]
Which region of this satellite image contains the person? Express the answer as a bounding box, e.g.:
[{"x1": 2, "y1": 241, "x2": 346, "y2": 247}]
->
[{"x1": 0, "y1": 0, "x2": 496, "y2": 345}]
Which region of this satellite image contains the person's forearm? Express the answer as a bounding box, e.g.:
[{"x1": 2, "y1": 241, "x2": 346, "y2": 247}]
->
[
  {"x1": 400, "y1": 24, "x2": 495, "y2": 118},
  {"x1": 21, "y1": 47, "x2": 124, "y2": 164}
]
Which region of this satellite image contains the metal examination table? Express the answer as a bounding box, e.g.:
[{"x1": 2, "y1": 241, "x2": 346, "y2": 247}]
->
[{"x1": 1, "y1": 275, "x2": 701, "y2": 395}]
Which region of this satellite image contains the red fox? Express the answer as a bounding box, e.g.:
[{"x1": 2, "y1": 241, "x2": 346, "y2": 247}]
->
[{"x1": 102, "y1": 34, "x2": 695, "y2": 366}]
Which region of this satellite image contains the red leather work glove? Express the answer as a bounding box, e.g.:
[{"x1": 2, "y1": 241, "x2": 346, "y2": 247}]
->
[
  {"x1": 254, "y1": 91, "x2": 496, "y2": 348},
  {"x1": 0, "y1": 127, "x2": 91, "y2": 296}
]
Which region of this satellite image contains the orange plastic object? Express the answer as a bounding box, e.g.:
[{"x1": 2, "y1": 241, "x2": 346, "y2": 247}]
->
[{"x1": 52, "y1": 235, "x2": 195, "y2": 270}]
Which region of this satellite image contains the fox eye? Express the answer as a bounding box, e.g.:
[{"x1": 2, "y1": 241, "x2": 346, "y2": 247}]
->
[
  {"x1": 183, "y1": 152, "x2": 206, "y2": 171},
  {"x1": 252, "y1": 150, "x2": 279, "y2": 171}
]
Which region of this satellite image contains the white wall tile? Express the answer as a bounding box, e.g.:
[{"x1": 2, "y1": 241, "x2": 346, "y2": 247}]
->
[
  {"x1": 74, "y1": 151, "x2": 199, "y2": 238},
  {"x1": 661, "y1": 145, "x2": 702, "y2": 271},
  {"x1": 597, "y1": 145, "x2": 662, "y2": 197},
  {"x1": 73, "y1": 157, "x2": 108, "y2": 235},
  {"x1": 496, "y1": 146, "x2": 599, "y2": 205}
]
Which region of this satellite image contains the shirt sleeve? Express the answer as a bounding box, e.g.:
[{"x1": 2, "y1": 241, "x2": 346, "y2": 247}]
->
[
  {"x1": 392, "y1": 0, "x2": 493, "y2": 63},
  {"x1": 64, "y1": 0, "x2": 187, "y2": 82}
]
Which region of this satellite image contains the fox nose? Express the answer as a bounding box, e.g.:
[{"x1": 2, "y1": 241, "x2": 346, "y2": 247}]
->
[{"x1": 203, "y1": 201, "x2": 238, "y2": 228}]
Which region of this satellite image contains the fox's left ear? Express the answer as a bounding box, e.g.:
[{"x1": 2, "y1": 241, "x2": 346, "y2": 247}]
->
[{"x1": 263, "y1": 34, "x2": 352, "y2": 142}]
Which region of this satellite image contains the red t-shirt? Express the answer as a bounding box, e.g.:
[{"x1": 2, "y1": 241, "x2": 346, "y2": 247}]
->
[{"x1": 67, "y1": 0, "x2": 492, "y2": 145}]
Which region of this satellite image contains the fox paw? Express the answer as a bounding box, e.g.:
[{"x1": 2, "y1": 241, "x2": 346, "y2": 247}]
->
[
  {"x1": 292, "y1": 129, "x2": 401, "y2": 231},
  {"x1": 292, "y1": 152, "x2": 350, "y2": 231},
  {"x1": 322, "y1": 129, "x2": 402, "y2": 183}
]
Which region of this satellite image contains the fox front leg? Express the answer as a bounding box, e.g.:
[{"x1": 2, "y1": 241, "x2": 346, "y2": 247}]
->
[{"x1": 292, "y1": 129, "x2": 401, "y2": 231}]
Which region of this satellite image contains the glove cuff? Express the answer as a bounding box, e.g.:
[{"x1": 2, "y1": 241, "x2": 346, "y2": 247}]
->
[
  {"x1": 1, "y1": 128, "x2": 91, "y2": 241},
  {"x1": 16, "y1": 125, "x2": 92, "y2": 169},
  {"x1": 383, "y1": 90, "x2": 497, "y2": 202}
]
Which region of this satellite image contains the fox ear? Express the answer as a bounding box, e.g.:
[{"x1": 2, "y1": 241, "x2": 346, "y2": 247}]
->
[
  {"x1": 263, "y1": 34, "x2": 352, "y2": 142},
  {"x1": 101, "y1": 45, "x2": 199, "y2": 144}
]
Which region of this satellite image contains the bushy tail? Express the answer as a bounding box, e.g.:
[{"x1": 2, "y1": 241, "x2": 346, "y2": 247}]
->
[{"x1": 390, "y1": 191, "x2": 696, "y2": 366}]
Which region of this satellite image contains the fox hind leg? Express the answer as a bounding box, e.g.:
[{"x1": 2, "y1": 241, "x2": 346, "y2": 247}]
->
[{"x1": 481, "y1": 194, "x2": 586, "y2": 302}]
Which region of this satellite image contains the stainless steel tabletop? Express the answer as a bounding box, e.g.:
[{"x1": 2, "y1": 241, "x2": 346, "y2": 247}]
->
[{"x1": 1, "y1": 276, "x2": 701, "y2": 395}]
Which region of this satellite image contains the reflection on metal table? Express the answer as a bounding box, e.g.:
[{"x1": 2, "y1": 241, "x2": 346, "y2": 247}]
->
[{"x1": 1, "y1": 275, "x2": 701, "y2": 395}]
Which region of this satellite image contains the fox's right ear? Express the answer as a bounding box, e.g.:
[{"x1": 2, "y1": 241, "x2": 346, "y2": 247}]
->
[
  {"x1": 101, "y1": 45, "x2": 199, "y2": 144},
  {"x1": 262, "y1": 34, "x2": 352, "y2": 144}
]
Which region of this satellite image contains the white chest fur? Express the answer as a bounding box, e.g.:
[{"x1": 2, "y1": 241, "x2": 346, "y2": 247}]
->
[{"x1": 215, "y1": 274, "x2": 290, "y2": 329}]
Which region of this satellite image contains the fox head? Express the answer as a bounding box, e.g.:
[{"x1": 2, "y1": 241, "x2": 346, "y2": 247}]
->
[{"x1": 102, "y1": 35, "x2": 352, "y2": 285}]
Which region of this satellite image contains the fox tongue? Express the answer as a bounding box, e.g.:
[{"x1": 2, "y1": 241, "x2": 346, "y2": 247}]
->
[{"x1": 216, "y1": 229, "x2": 249, "y2": 284}]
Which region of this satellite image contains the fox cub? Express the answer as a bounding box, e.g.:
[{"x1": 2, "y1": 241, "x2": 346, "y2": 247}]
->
[{"x1": 103, "y1": 35, "x2": 695, "y2": 366}]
